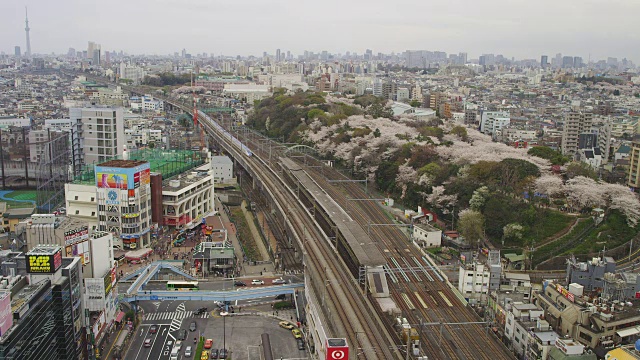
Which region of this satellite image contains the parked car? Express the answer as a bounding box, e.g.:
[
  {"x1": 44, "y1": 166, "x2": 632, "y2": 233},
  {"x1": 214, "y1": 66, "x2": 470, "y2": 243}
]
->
[
  {"x1": 279, "y1": 321, "x2": 295, "y2": 330},
  {"x1": 275, "y1": 294, "x2": 286, "y2": 300},
  {"x1": 251, "y1": 279, "x2": 264, "y2": 285},
  {"x1": 272, "y1": 278, "x2": 286, "y2": 284},
  {"x1": 219, "y1": 348, "x2": 228, "y2": 359},
  {"x1": 144, "y1": 338, "x2": 152, "y2": 348},
  {"x1": 194, "y1": 307, "x2": 207, "y2": 315},
  {"x1": 149, "y1": 325, "x2": 158, "y2": 334},
  {"x1": 210, "y1": 348, "x2": 219, "y2": 358},
  {"x1": 189, "y1": 321, "x2": 197, "y2": 332},
  {"x1": 234, "y1": 281, "x2": 246, "y2": 287},
  {"x1": 204, "y1": 339, "x2": 213, "y2": 349},
  {"x1": 297, "y1": 339, "x2": 306, "y2": 351},
  {"x1": 184, "y1": 346, "x2": 193, "y2": 357},
  {"x1": 292, "y1": 329, "x2": 302, "y2": 339}
]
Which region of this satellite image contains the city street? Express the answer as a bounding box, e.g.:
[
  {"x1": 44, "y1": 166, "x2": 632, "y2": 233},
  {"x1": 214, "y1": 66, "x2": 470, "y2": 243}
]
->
[{"x1": 124, "y1": 300, "x2": 307, "y2": 360}]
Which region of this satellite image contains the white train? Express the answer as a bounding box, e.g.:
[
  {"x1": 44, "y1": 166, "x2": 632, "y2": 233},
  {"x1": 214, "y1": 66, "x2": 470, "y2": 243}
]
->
[{"x1": 197, "y1": 110, "x2": 253, "y2": 157}]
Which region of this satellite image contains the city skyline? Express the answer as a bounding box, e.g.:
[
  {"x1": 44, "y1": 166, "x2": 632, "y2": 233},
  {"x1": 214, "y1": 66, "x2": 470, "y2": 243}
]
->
[{"x1": 1, "y1": 0, "x2": 640, "y2": 63}]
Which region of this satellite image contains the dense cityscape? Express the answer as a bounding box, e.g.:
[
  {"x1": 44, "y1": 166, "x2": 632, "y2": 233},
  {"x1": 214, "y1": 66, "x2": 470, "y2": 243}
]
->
[{"x1": 0, "y1": 3, "x2": 640, "y2": 360}]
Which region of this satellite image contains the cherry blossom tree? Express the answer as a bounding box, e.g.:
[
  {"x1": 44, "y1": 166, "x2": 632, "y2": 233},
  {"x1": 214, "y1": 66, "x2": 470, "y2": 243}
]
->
[{"x1": 535, "y1": 175, "x2": 565, "y2": 197}]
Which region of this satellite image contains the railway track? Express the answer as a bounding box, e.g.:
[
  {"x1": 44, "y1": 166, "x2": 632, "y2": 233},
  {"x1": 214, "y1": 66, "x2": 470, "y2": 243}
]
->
[
  {"x1": 298, "y1": 155, "x2": 513, "y2": 359},
  {"x1": 196, "y1": 111, "x2": 401, "y2": 359}
]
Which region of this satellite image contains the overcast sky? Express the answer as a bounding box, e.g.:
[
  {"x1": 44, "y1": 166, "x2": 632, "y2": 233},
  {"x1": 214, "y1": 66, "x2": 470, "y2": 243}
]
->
[{"x1": 2, "y1": 0, "x2": 639, "y2": 63}]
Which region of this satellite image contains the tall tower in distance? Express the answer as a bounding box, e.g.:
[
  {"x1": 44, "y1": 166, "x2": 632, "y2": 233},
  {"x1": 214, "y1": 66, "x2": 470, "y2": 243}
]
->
[{"x1": 25, "y1": 7, "x2": 31, "y2": 58}]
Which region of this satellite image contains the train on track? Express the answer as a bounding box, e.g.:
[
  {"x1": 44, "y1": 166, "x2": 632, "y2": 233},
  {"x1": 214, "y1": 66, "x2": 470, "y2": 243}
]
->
[{"x1": 197, "y1": 109, "x2": 252, "y2": 157}]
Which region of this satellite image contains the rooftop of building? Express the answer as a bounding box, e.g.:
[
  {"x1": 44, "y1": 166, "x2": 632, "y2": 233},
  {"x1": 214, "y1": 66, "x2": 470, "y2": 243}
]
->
[
  {"x1": 26, "y1": 244, "x2": 62, "y2": 255},
  {"x1": 73, "y1": 148, "x2": 206, "y2": 185},
  {"x1": 97, "y1": 159, "x2": 148, "y2": 168}
]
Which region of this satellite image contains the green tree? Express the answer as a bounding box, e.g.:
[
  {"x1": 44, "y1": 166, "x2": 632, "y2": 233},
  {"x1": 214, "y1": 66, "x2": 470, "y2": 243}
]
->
[
  {"x1": 409, "y1": 99, "x2": 422, "y2": 107},
  {"x1": 147, "y1": 142, "x2": 155, "y2": 149},
  {"x1": 458, "y1": 209, "x2": 485, "y2": 248},
  {"x1": 566, "y1": 161, "x2": 597, "y2": 179},
  {"x1": 502, "y1": 223, "x2": 524, "y2": 245},
  {"x1": 450, "y1": 126, "x2": 468, "y2": 141},
  {"x1": 373, "y1": 128, "x2": 381, "y2": 138},
  {"x1": 307, "y1": 108, "x2": 326, "y2": 119},
  {"x1": 375, "y1": 161, "x2": 399, "y2": 193},
  {"x1": 613, "y1": 89, "x2": 621, "y2": 96},
  {"x1": 527, "y1": 146, "x2": 569, "y2": 165}
]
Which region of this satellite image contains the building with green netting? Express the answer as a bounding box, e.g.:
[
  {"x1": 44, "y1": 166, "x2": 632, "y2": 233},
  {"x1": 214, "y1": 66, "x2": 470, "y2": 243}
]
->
[{"x1": 72, "y1": 148, "x2": 206, "y2": 185}]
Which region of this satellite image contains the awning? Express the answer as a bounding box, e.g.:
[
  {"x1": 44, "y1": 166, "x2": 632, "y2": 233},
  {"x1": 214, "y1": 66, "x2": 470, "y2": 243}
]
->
[
  {"x1": 617, "y1": 325, "x2": 640, "y2": 338},
  {"x1": 125, "y1": 248, "x2": 153, "y2": 260},
  {"x1": 115, "y1": 311, "x2": 125, "y2": 323}
]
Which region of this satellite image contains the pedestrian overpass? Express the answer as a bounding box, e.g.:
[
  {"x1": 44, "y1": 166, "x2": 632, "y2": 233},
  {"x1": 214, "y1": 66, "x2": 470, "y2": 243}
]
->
[
  {"x1": 121, "y1": 284, "x2": 300, "y2": 302},
  {"x1": 121, "y1": 261, "x2": 302, "y2": 303}
]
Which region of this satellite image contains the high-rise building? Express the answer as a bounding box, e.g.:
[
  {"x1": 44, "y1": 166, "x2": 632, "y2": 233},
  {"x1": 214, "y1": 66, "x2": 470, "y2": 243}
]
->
[
  {"x1": 0, "y1": 246, "x2": 83, "y2": 359},
  {"x1": 95, "y1": 159, "x2": 152, "y2": 249},
  {"x1": 70, "y1": 107, "x2": 125, "y2": 166},
  {"x1": 573, "y1": 56, "x2": 583, "y2": 68},
  {"x1": 628, "y1": 133, "x2": 640, "y2": 191},
  {"x1": 562, "y1": 56, "x2": 574, "y2": 68},
  {"x1": 561, "y1": 111, "x2": 593, "y2": 156},
  {"x1": 541, "y1": 55, "x2": 548, "y2": 68},
  {"x1": 67, "y1": 47, "x2": 76, "y2": 57},
  {"x1": 458, "y1": 52, "x2": 468, "y2": 65},
  {"x1": 24, "y1": 7, "x2": 31, "y2": 58},
  {"x1": 14, "y1": 46, "x2": 20, "y2": 57},
  {"x1": 276, "y1": 49, "x2": 281, "y2": 62},
  {"x1": 87, "y1": 41, "x2": 97, "y2": 59}
]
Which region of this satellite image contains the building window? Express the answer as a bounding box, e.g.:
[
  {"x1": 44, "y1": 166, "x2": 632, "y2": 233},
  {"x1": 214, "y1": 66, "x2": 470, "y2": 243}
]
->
[
  {"x1": 75, "y1": 210, "x2": 79, "y2": 214},
  {"x1": 91, "y1": 212, "x2": 96, "y2": 216},
  {"x1": 91, "y1": 197, "x2": 94, "y2": 202}
]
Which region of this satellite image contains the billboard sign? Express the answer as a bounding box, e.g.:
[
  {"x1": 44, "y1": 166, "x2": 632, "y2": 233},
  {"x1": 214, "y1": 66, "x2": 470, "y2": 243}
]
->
[
  {"x1": 64, "y1": 225, "x2": 89, "y2": 245},
  {"x1": 96, "y1": 163, "x2": 150, "y2": 190},
  {"x1": 96, "y1": 173, "x2": 128, "y2": 189},
  {"x1": 26, "y1": 249, "x2": 63, "y2": 273},
  {"x1": 66, "y1": 241, "x2": 91, "y2": 265},
  {"x1": 0, "y1": 291, "x2": 12, "y2": 336}
]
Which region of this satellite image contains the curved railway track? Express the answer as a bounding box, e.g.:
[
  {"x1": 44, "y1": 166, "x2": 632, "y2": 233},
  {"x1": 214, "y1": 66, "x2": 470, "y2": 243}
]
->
[{"x1": 196, "y1": 113, "x2": 401, "y2": 359}]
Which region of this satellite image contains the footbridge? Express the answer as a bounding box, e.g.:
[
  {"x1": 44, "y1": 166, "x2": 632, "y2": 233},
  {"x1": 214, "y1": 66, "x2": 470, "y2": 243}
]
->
[
  {"x1": 121, "y1": 284, "x2": 300, "y2": 302},
  {"x1": 125, "y1": 261, "x2": 197, "y2": 296}
]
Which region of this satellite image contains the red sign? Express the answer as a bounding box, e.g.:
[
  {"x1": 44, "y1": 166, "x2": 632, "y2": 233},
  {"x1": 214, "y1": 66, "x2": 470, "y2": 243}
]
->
[
  {"x1": 635, "y1": 292, "x2": 640, "y2": 299},
  {"x1": 327, "y1": 348, "x2": 348, "y2": 360}
]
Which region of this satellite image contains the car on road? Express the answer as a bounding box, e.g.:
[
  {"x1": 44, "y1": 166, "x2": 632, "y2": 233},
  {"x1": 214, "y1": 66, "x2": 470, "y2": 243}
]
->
[
  {"x1": 272, "y1": 278, "x2": 286, "y2": 284},
  {"x1": 194, "y1": 307, "x2": 207, "y2": 315},
  {"x1": 174, "y1": 340, "x2": 183, "y2": 351},
  {"x1": 279, "y1": 321, "x2": 295, "y2": 330},
  {"x1": 184, "y1": 346, "x2": 193, "y2": 357},
  {"x1": 144, "y1": 338, "x2": 152, "y2": 348},
  {"x1": 219, "y1": 348, "x2": 228, "y2": 359},
  {"x1": 204, "y1": 339, "x2": 213, "y2": 349},
  {"x1": 251, "y1": 279, "x2": 264, "y2": 285},
  {"x1": 234, "y1": 281, "x2": 246, "y2": 287},
  {"x1": 210, "y1": 348, "x2": 219, "y2": 358},
  {"x1": 189, "y1": 321, "x2": 197, "y2": 332},
  {"x1": 275, "y1": 294, "x2": 286, "y2": 300},
  {"x1": 200, "y1": 351, "x2": 209, "y2": 360},
  {"x1": 297, "y1": 339, "x2": 306, "y2": 351},
  {"x1": 177, "y1": 329, "x2": 188, "y2": 340},
  {"x1": 292, "y1": 329, "x2": 302, "y2": 339},
  {"x1": 149, "y1": 325, "x2": 158, "y2": 334}
]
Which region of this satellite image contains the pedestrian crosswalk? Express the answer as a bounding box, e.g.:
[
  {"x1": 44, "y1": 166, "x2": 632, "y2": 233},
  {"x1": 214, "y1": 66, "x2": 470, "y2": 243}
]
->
[{"x1": 144, "y1": 310, "x2": 210, "y2": 321}]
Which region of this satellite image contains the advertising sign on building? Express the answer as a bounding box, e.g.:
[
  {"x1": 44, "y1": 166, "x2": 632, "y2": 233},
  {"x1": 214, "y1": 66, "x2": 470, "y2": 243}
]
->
[
  {"x1": 26, "y1": 248, "x2": 63, "y2": 273},
  {"x1": 66, "y1": 241, "x2": 91, "y2": 265},
  {"x1": 0, "y1": 291, "x2": 12, "y2": 336},
  {"x1": 84, "y1": 278, "x2": 105, "y2": 312},
  {"x1": 64, "y1": 225, "x2": 89, "y2": 245},
  {"x1": 96, "y1": 173, "x2": 128, "y2": 189},
  {"x1": 96, "y1": 163, "x2": 150, "y2": 190}
]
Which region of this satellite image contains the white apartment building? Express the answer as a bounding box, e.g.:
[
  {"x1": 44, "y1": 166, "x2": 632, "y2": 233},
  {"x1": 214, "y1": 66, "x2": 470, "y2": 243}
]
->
[
  {"x1": 500, "y1": 128, "x2": 538, "y2": 143},
  {"x1": 130, "y1": 95, "x2": 164, "y2": 112},
  {"x1": 163, "y1": 165, "x2": 215, "y2": 229},
  {"x1": 504, "y1": 303, "x2": 545, "y2": 358},
  {"x1": 412, "y1": 223, "x2": 442, "y2": 247},
  {"x1": 119, "y1": 63, "x2": 146, "y2": 85},
  {"x1": 65, "y1": 183, "x2": 99, "y2": 231},
  {"x1": 458, "y1": 262, "x2": 490, "y2": 302},
  {"x1": 89, "y1": 86, "x2": 128, "y2": 106},
  {"x1": 211, "y1": 156, "x2": 234, "y2": 183},
  {"x1": 71, "y1": 107, "x2": 125, "y2": 165},
  {"x1": 0, "y1": 118, "x2": 30, "y2": 127},
  {"x1": 124, "y1": 128, "x2": 162, "y2": 148},
  {"x1": 222, "y1": 84, "x2": 272, "y2": 103},
  {"x1": 562, "y1": 111, "x2": 593, "y2": 156},
  {"x1": 480, "y1": 111, "x2": 511, "y2": 137}
]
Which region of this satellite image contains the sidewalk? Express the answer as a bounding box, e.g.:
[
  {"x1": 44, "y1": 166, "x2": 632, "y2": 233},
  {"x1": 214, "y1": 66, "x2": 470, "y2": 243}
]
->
[{"x1": 240, "y1": 200, "x2": 271, "y2": 262}]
